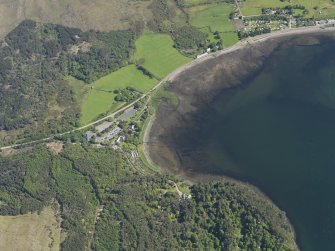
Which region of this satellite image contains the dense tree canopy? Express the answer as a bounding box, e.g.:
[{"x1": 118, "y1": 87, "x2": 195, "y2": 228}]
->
[
  {"x1": 172, "y1": 25, "x2": 208, "y2": 50},
  {"x1": 0, "y1": 20, "x2": 136, "y2": 133},
  {"x1": 0, "y1": 144, "x2": 297, "y2": 250}
]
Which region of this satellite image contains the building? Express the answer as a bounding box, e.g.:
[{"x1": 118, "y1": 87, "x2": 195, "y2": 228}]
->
[
  {"x1": 120, "y1": 107, "x2": 137, "y2": 121},
  {"x1": 95, "y1": 126, "x2": 122, "y2": 143},
  {"x1": 196, "y1": 52, "x2": 208, "y2": 59},
  {"x1": 84, "y1": 131, "x2": 96, "y2": 141},
  {"x1": 95, "y1": 121, "x2": 113, "y2": 133}
]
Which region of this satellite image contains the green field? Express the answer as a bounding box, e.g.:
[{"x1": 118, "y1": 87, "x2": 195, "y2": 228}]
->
[
  {"x1": 221, "y1": 32, "x2": 239, "y2": 47},
  {"x1": 187, "y1": 3, "x2": 238, "y2": 48},
  {"x1": 202, "y1": 28, "x2": 238, "y2": 48},
  {"x1": 189, "y1": 3, "x2": 237, "y2": 32},
  {"x1": 183, "y1": 0, "x2": 214, "y2": 6},
  {"x1": 240, "y1": 0, "x2": 289, "y2": 16},
  {"x1": 0, "y1": 207, "x2": 61, "y2": 251},
  {"x1": 134, "y1": 31, "x2": 191, "y2": 79},
  {"x1": 80, "y1": 65, "x2": 157, "y2": 124},
  {"x1": 240, "y1": 0, "x2": 335, "y2": 17}
]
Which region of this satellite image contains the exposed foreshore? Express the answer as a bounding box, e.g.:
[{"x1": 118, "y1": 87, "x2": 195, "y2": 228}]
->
[
  {"x1": 143, "y1": 28, "x2": 335, "y2": 250},
  {"x1": 166, "y1": 26, "x2": 335, "y2": 84},
  {"x1": 144, "y1": 28, "x2": 335, "y2": 179}
]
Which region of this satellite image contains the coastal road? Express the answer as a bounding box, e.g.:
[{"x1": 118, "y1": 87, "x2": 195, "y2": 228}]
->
[{"x1": 1, "y1": 25, "x2": 334, "y2": 151}]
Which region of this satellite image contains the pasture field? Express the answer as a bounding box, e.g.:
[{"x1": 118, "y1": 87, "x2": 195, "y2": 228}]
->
[
  {"x1": 189, "y1": 3, "x2": 237, "y2": 32},
  {"x1": 203, "y1": 27, "x2": 239, "y2": 48},
  {"x1": 240, "y1": 0, "x2": 289, "y2": 16},
  {"x1": 0, "y1": 207, "x2": 61, "y2": 251},
  {"x1": 221, "y1": 31, "x2": 239, "y2": 47},
  {"x1": 80, "y1": 64, "x2": 157, "y2": 124},
  {"x1": 240, "y1": 0, "x2": 335, "y2": 17},
  {"x1": 183, "y1": 0, "x2": 215, "y2": 6},
  {"x1": 134, "y1": 31, "x2": 191, "y2": 79}
]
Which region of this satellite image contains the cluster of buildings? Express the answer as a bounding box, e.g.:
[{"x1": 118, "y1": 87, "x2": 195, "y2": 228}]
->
[
  {"x1": 84, "y1": 106, "x2": 137, "y2": 148},
  {"x1": 315, "y1": 19, "x2": 335, "y2": 26}
]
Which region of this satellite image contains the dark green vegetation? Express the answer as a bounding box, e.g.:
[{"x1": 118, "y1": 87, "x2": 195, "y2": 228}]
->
[
  {"x1": 181, "y1": 36, "x2": 335, "y2": 251},
  {"x1": 0, "y1": 20, "x2": 135, "y2": 142},
  {"x1": 149, "y1": 0, "x2": 235, "y2": 55},
  {"x1": 94, "y1": 181, "x2": 296, "y2": 250},
  {"x1": 0, "y1": 146, "x2": 98, "y2": 250},
  {"x1": 149, "y1": 0, "x2": 209, "y2": 54},
  {"x1": 0, "y1": 11, "x2": 210, "y2": 144},
  {"x1": 0, "y1": 0, "x2": 240, "y2": 144},
  {"x1": 172, "y1": 25, "x2": 208, "y2": 52},
  {"x1": 0, "y1": 142, "x2": 297, "y2": 250},
  {"x1": 114, "y1": 87, "x2": 142, "y2": 103}
]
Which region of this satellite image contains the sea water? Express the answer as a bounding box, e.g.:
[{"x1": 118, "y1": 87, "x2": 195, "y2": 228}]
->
[{"x1": 199, "y1": 36, "x2": 335, "y2": 251}]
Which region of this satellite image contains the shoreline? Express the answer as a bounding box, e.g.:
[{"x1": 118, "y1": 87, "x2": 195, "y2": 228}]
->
[
  {"x1": 142, "y1": 110, "x2": 299, "y2": 250},
  {"x1": 142, "y1": 27, "x2": 335, "y2": 250},
  {"x1": 141, "y1": 111, "x2": 157, "y2": 169},
  {"x1": 165, "y1": 25, "x2": 335, "y2": 83},
  {"x1": 143, "y1": 26, "x2": 335, "y2": 178},
  {"x1": 1, "y1": 26, "x2": 334, "y2": 151}
]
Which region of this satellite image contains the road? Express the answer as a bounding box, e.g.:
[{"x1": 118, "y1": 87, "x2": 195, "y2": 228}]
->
[{"x1": 1, "y1": 25, "x2": 334, "y2": 151}]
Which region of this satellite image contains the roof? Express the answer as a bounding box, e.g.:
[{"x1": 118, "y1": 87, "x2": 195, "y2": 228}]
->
[
  {"x1": 120, "y1": 107, "x2": 137, "y2": 121},
  {"x1": 95, "y1": 121, "x2": 113, "y2": 133},
  {"x1": 84, "y1": 131, "x2": 96, "y2": 141}
]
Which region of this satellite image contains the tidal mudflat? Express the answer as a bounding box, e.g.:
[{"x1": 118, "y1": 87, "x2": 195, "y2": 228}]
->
[{"x1": 146, "y1": 31, "x2": 335, "y2": 251}]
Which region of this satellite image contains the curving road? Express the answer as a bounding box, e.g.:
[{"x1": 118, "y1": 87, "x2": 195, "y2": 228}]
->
[{"x1": 1, "y1": 25, "x2": 334, "y2": 151}]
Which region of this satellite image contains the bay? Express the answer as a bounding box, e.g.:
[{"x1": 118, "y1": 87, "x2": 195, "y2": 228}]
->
[{"x1": 200, "y1": 36, "x2": 335, "y2": 251}]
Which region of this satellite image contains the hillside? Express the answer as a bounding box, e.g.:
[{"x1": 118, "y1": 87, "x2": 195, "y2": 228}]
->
[
  {"x1": 3, "y1": 1, "x2": 329, "y2": 250},
  {"x1": 0, "y1": 0, "x2": 153, "y2": 38},
  {"x1": 0, "y1": 20, "x2": 136, "y2": 144}
]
